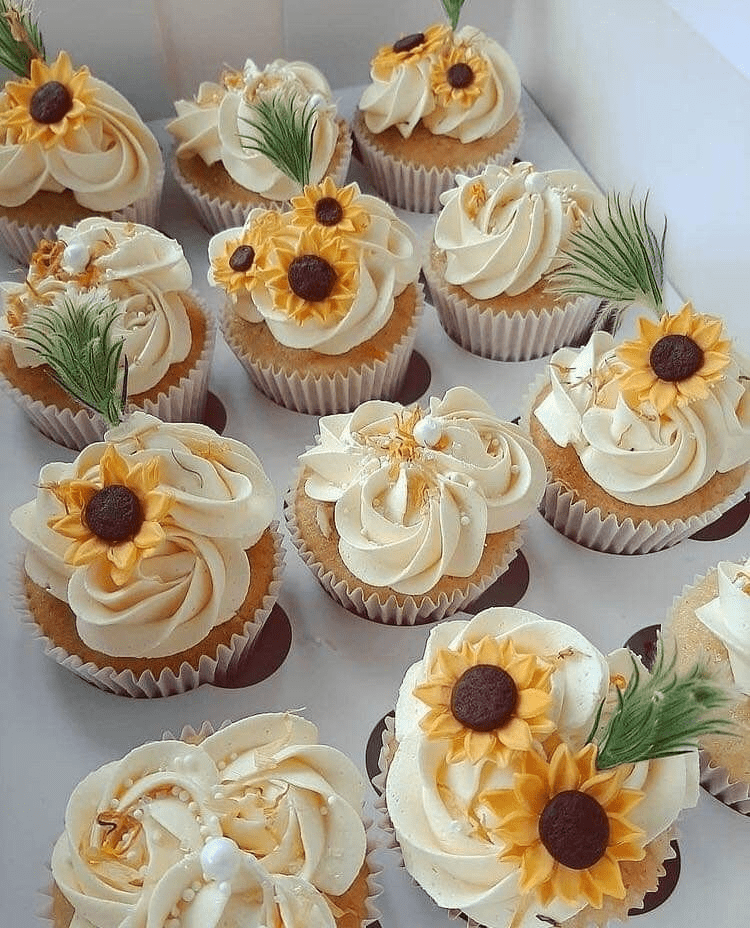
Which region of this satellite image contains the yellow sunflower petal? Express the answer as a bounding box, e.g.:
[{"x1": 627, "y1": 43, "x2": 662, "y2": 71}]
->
[
  {"x1": 133, "y1": 520, "x2": 165, "y2": 551},
  {"x1": 648, "y1": 379, "x2": 678, "y2": 413},
  {"x1": 109, "y1": 541, "x2": 138, "y2": 573},
  {"x1": 518, "y1": 841, "x2": 555, "y2": 893},
  {"x1": 513, "y1": 772, "x2": 548, "y2": 813},
  {"x1": 142, "y1": 491, "x2": 172, "y2": 522},
  {"x1": 549, "y1": 743, "x2": 581, "y2": 792},
  {"x1": 464, "y1": 729, "x2": 496, "y2": 764},
  {"x1": 66, "y1": 535, "x2": 107, "y2": 565},
  {"x1": 515, "y1": 687, "x2": 552, "y2": 719},
  {"x1": 587, "y1": 852, "x2": 627, "y2": 900},
  {"x1": 496, "y1": 715, "x2": 533, "y2": 752}
]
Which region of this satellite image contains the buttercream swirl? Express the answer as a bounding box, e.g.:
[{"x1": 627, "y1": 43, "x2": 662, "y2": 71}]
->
[
  {"x1": 534, "y1": 331, "x2": 750, "y2": 506},
  {"x1": 695, "y1": 558, "x2": 750, "y2": 694},
  {"x1": 434, "y1": 162, "x2": 602, "y2": 299},
  {"x1": 0, "y1": 217, "x2": 193, "y2": 395},
  {"x1": 168, "y1": 58, "x2": 341, "y2": 201},
  {"x1": 0, "y1": 53, "x2": 161, "y2": 211},
  {"x1": 11, "y1": 412, "x2": 276, "y2": 657},
  {"x1": 299, "y1": 387, "x2": 546, "y2": 594},
  {"x1": 51, "y1": 713, "x2": 366, "y2": 928},
  {"x1": 386, "y1": 608, "x2": 699, "y2": 928}
]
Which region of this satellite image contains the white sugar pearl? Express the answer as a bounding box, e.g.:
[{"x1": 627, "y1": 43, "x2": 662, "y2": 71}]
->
[
  {"x1": 62, "y1": 241, "x2": 90, "y2": 274},
  {"x1": 524, "y1": 172, "x2": 548, "y2": 195},
  {"x1": 308, "y1": 92, "x2": 326, "y2": 110},
  {"x1": 413, "y1": 415, "x2": 443, "y2": 447},
  {"x1": 200, "y1": 837, "x2": 242, "y2": 884}
]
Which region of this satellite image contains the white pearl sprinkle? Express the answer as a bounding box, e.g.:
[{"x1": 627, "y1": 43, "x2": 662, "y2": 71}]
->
[
  {"x1": 510, "y1": 464, "x2": 519, "y2": 474},
  {"x1": 229, "y1": 752, "x2": 238, "y2": 761},
  {"x1": 308, "y1": 92, "x2": 326, "y2": 110},
  {"x1": 61, "y1": 241, "x2": 90, "y2": 275},
  {"x1": 124, "y1": 778, "x2": 134, "y2": 788},
  {"x1": 171, "y1": 787, "x2": 180, "y2": 797},
  {"x1": 217, "y1": 761, "x2": 226, "y2": 770},
  {"x1": 188, "y1": 802, "x2": 198, "y2": 813},
  {"x1": 413, "y1": 415, "x2": 443, "y2": 447},
  {"x1": 201, "y1": 837, "x2": 242, "y2": 885},
  {"x1": 109, "y1": 798, "x2": 119, "y2": 809},
  {"x1": 133, "y1": 808, "x2": 143, "y2": 821},
  {"x1": 181, "y1": 889, "x2": 196, "y2": 903},
  {"x1": 179, "y1": 790, "x2": 190, "y2": 803},
  {"x1": 460, "y1": 515, "x2": 470, "y2": 526},
  {"x1": 218, "y1": 881, "x2": 231, "y2": 896},
  {"x1": 191, "y1": 881, "x2": 202, "y2": 892},
  {"x1": 524, "y1": 171, "x2": 548, "y2": 195}
]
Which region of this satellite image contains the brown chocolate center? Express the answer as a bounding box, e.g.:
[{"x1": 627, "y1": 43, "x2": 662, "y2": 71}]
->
[
  {"x1": 539, "y1": 790, "x2": 610, "y2": 870},
  {"x1": 649, "y1": 334, "x2": 704, "y2": 382},
  {"x1": 450, "y1": 664, "x2": 518, "y2": 732},
  {"x1": 229, "y1": 244, "x2": 255, "y2": 272},
  {"x1": 447, "y1": 62, "x2": 475, "y2": 89},
  {"x1": 392, "y1": 32, "x2": 425, "y2": 54},
  {"x1": 29, "y1": 81, "x2": 73, "y2": 124},
  {"x1": 84, "y1": 485, "x2": 144, "y2": 543},
  {"x1": 288, "y1": 254, "x2": 337, "y2": 302},
  {"x1": 315, "y1": 196, "x2": 344, "y2": 226}
]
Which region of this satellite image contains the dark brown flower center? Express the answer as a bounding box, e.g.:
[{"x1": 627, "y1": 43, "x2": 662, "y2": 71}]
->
[
  {"x1": 288, "y1": 254, "x2": 337, "y2": 302},
  {"x1": 84, "y1": 485, "x2": 144, "y2": 543},
  {"x1": 450, "y1": 664, "x2": 518, "y2": 732},
  {"x1": 30, "y1": 81, "x2": 73, "y2": 124},
  {"x1": 315, "y1": 196, "x2": 344, "y2": 226},
  {"x1": 229, "y1": 244, "x2": 255, "y2": 272},
  {"x1": 392, "y1": 32, "x2": 425, "y2": 54},
  {"x1": 649, "y1": 334, "x2": 704, "y2": 382},
  {"x1": 539, "y1": 790, "x2": 610, "y2": 870},
  {"x1": 447, "y1": 62, "x2": 475, "y2": 89}
]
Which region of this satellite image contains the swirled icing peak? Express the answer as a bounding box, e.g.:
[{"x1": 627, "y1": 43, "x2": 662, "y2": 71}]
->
[{"x1": 695, "y1": 558, "x2": 750, "y2": 694}]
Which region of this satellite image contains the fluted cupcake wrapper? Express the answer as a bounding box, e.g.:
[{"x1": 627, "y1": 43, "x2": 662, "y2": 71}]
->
[
  {"x1": 699, "y1": 752, "x2": 750, "y2": 814},
  {"x1": 284, "y1": 474, "x2": 525, "y2": 625},
  {"x1": 352, "y1": 110, "x2": 524, "y2": 214},
  {"x1": 522, "y1": 372, "x2": 749, "y2": 554},
  {"x1": 0, "y1": 164, "x2": 165, "y2": 265},
  {"x1": 171, "y1": 118, "x2": 353, "y2": 234},
  {"x1": 0, "y1": 291, "x2": 216, "y2": 450},
  {"x1": 424, "y1": 258, "x2": 601, "y2": 362},
  {"x1": 220, "y1": 281, "x2": 424, "y2": 416},
  {"x1": 17, "y1": 523, "x2": 285, "y2": 698}
]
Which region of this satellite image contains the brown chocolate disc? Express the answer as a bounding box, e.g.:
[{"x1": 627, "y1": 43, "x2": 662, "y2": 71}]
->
[
  {"x1": 29, "y1": 81, "x2": 73, "y2": 124},
  {"x1": 447, "y1": 62, "x2": 475, "y2": 89},
  {"x1": 229, "y1": 244, "x2": 255, "y2": 272},
  {"x1": 539, "y1": 790, "x2": 610, "y2": 870},
  {"x1": 84, "y1": 485, "x2": 144, "y2": 543},
  {"x1": 649, "y1": 334, "x2": 704, "y2": 382},
  {"x1": 450, "y1": 664, "x2": 518, "y2": 732},
  {"x1": 288, "y1": 254, "x2": 337, "y2": 302},
  {"x1": 393, "y1": 32, "x2": 425, "y2": 54},
  {"x1": 315, "y1": 196, "x2": 344, "y2": 226}
]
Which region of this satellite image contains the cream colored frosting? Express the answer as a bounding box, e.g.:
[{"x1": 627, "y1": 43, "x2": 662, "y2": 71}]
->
[
  {"x1": 0, "y1": 76, "x2": 161, "y2": 211},
  {"x1": 299, "y1": 387, "x2": 546, "y2": 594},
  {"x1": 534, "y1": 332, "x2": 750, "y2": 506},
  {"x1": 11, "y1": 412, "x2": 276, "y2": 658},
  {"x1": 359, "y1": 39, "x2": 436, "y2": 137},
  {"x1": 168, "y1": 58, "x2": 340, "y2": 201},
  {"x1": 51, "y1": 714, "x2": 366, "y2": 928},
  {"x1": 0, "y1": 218, "x2": 194, "y2": 396},
  {"x1": 695, "y1": 558, "x2": 750, "y2": 694},
  {"x1": 386, "y1": 608, "x2": 699, "y2": 928},
  {"x1": 434, "y1": 162, "x2": 602, "y2": 299}
]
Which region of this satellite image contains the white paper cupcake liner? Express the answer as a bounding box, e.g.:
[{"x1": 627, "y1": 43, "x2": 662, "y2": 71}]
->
[
  {"x1": 353, "y1": 109, "x2": 524, "y2": 213},
  {"x1": 171, "y1": 119, "x2": 353, "y2": 233},
  {"x1": 285, "y1": 475, "x2": 525, "y2": 624},
  {"x1": 522, "y1": 372, "x2": 749, "y2": 554},
  {"x1": 0, "y1": 291, "x2": 217, "y2": 450},
  {"x1": 0, "y1": 164, "x2": 165, "y2": 265},
  {"x1": 221, "y1": 281, "x2": 424, "y2": 416},
  {"x1": 699, "y1": 751, "x2": 750, "y2": 815},
  {"x1": 17, "y1": 523, "x2": 285, "y2": 698},
  {"x1": 424, "y1": 257, "x2": 601, "y2": 361}
]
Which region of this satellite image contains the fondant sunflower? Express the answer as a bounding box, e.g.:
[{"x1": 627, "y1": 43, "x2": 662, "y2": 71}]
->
[
  {"x1": 371, "y1": 23, "x2": 451, "y2": 81},
  {"x1": 289, "y1": 178, "x2": 370, "y2": 235},
  {"x1": 481, "y1": 742, "x2": 646, "y2": 909},
  {"x1": 615, "y1": 302, "x2": 731, "y2": 413},
  {"x1": 413, "y1": 635, "x2": 556, "y2": 765},
  {"x1": 210, "y1": 212, "x2": 285, "y2": 297},
  {"x1": 431, "y1": 40, "x2": 488, "y2": 108},
  {"x1": 47, "y1": 445, "x2": 172, "y2": 586},
  {"x1": 1, "y1": 50, "x2": 95, "y2": 148},
  {"x1": 261, "y1": 226, "x2": 358, "y2": 325}
]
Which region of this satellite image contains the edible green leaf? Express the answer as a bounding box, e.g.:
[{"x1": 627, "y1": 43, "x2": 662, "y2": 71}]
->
[
  {"x1": 239, "y1": 91, "x2": 318, "y2": 189},
  {"x1": 0, "y1": 1, "x2": 45, "y2": 77},
  {"x1": 440, "y1": 0, "x2": 467, "y2": 31}
]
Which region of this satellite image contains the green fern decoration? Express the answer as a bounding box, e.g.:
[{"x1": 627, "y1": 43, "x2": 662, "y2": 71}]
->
[
  {"x1": 239, "y1": 92, "x2": 317, "y2": 188},
  {"x1": 587, "y1": 635, "x2": 736, "y2": 770},
  {"x1": 20, "y1": 291, "x2": 127, "y2": 427},
  {"x1": 551, "y1": 193, "x2": 666, "y2": 323},
  {"x1": 440, "y1": 0, "x2": 467, "y2": 31},
  {"x1": 0, "y1": 1, "x2": 45, "y2": 77}
]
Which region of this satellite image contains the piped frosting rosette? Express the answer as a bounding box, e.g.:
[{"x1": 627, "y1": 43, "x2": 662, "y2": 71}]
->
[
  {"x1": 524, "y1": 305, "x2": 750, "y2": 553},
  {"x1": 354, "y1": 25, "x2": 523, "y2": 211},
  {"x1": 286, "y1": 386, "x2": 547, "y2": 624},
  {"x1": 425, "y1": 161, "x2": 604, "y2": 359},
  {"x1": 168, "y1": 58, "x2": 351, "y2": 232},
  {"x1": 11, "y1": 412, "x2": 282, "y2": 696},
  {"x1": 380, "y1": 607, "x2": 704, "y2": 928},
  {"x1": 0, "y1": 51, "x2": 163, "y2": 261},
  {"x1": 0, "y1": 217, "x2": 216, "y2": 449},
  {"x1": 208, "y1": 180, "x2": 422, "y2": 415},
  {"x1": 49, "y1": 714, "x2": 381, "y2": 928}
]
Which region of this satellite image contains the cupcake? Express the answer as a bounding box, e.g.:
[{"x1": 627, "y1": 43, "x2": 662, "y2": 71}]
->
[
  {"x1": 49, "y1": 713, "x2": 378, "y2": 928},
  {"x1": 424, "y1": 161, "x2": 605, "y2": 360},
  {"x1": 11, "y1": 411, "x2": 282, "y2": 697},
  {"x1": 352, "y1": 1, "x2": 523, "y2": 212},
  {"x1": 208, "y1": 174, "x2": 422, "y2": 415},
  {"x1": 382, "y1": 606, "x2": 733, "y2": 928},
  {"x1": 665, "y1": 557, "x2": 750, "y2": 812},
  {"x1": 0, "y1": 217, "x2": 216, "y2": 449},
  {"x1": 0, "y1": 6, "x2": 163, "y2": 262},
  {"x1": 286, "y1": 386, "x2": 547, "y2": 624},
  {"x1": 167, "y1": 57, "x2": 352, "y2": 232}
]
